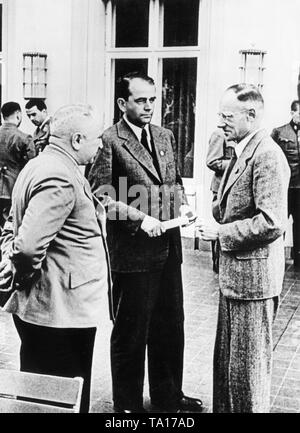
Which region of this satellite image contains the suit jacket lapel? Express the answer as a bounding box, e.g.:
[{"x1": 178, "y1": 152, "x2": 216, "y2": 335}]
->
[
  {"x1": 219, "y1": 129, "x2": 267, "y2": 206},
  {"x1": 117, "y1": 120, "x2": 161, "y2": 182},
  {"x1": 149, "y1": 125, "x2": 167, "y2": 182}
]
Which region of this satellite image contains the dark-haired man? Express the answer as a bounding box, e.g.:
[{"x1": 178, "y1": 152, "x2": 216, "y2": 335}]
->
[
  {"x1": 271, "y1": 100, "x2": 300, "y2": 267},
  {"x1": 0, "y1": 102, "x2": 35, "y2": 229},
  {"x1": 88, "y1": 72, "x2": 202, "y2": 413},
  {"x1": 25, "y1": 99, "x2": 51, "y2": 153},
  {"x1": 198, "y1": 84, "x2": 290, "y2": 412}
]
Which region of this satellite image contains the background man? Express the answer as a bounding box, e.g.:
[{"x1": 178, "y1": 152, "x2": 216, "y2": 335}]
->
[
  {"x1": 88, "y1": 72, "x2": 202, "y2": 413},
  {"x1": 198, "y1": 84, "x2": 290, "y2": 412},
  {"x1": 25, "y1": 99, "x2": 51, "y2": 153},
  {"x1": 206, "y1": 129, "x2": 235, "y2": 272},
  {"x1": 0, "y1": 104, "x2": 107, "y2": 413},
  {"x1": 271, "y1": 100, "x2": 300, "y2": 267},
  {"x1": 0, "y1": 102, "x2": 35, "y2": 230}
]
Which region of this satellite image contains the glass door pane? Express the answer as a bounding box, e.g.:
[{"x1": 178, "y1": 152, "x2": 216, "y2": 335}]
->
[
  {"x1": 113, "y1": 58, "x2": 148, "y2": 124},
  {"x1": 162, "y1": 58, "x2": 197, "y2": 178},
  {"x1": 163, "y1": 0, "x2": 199, "y2": 47},
  {"x1": 115, "y1": 0, "x2": 150, "y2": 48}
]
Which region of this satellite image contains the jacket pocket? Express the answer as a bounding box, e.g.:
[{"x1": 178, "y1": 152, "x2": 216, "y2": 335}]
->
[{"x1": 235, "y1": 246, "x2": 269, "y2": 260}]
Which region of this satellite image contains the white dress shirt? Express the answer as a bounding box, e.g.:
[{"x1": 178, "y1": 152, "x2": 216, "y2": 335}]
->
[
  {"x1": 123, "y1": 115, "x2": 152, "y2": 152},
  {"x1": 235, "y1": 129, "x2": 262, "y2": 158}
]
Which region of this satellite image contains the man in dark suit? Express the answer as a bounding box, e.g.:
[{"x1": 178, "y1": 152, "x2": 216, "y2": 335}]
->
[
  {"x1": 198, "y1": 84, "x2": 290, "y2": 412},
  {"x1": 0, "y1": 104, "x2": 109, "y2": 413},
  {"x1": 271, "y1": 100, "x2": 300, "y2": 267},
  {"x1": 0, "y1": 102, "x2": 35, "y2": 229},
  {"x1": 88, "y1": 72, "x2": 202, "y2": 413}
]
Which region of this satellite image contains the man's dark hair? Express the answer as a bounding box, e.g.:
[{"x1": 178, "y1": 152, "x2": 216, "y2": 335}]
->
[
  {"x1": 25, "y1": 98, "x2": 47, "y2": 111},
  {"x1": 116, "y1": 71, "x2": 155, "y2": 100},
  {"x1": 1, "y1": 102, "x2": 21, "y2": 119},
  {"x1": 291, "y1": 100, "x2": 300, "y2": 112},
  {"x1": 226, "y1": 83, "x2": 264, "y2": 106}
]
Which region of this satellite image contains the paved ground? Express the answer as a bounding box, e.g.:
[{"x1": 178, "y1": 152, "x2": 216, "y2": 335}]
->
[{"x1": 1, "y1": 248, "x2": 300, "y2": 413}]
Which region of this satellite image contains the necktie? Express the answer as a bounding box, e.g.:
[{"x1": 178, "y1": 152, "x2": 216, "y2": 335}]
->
[
  {"x1": 224, "y1": 150, "x2": 237, "y2": 185},
  {"x1": 141, "y1": 128, "x2": 151, "y2": 154}
]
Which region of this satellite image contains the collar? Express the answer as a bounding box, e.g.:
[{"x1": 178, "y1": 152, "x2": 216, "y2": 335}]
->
[
  {"x1": 47, "y1": 141, "x2": 80, "y2": 167},
  {"x1": 2, "y1": 122, "x2": 18, "y2": 129},
  {"x1": 123, "y1": 115, "x2": 150, "y2": 143},
  {"x1": 234, "y1": 128, "x2": 262, "y2": 158}
]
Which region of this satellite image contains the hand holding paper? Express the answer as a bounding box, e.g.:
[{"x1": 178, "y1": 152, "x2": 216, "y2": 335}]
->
[
  {"x1": 141, "y1": 216, "x2": 166, "y2": 237},
  {"x1": 196, "y1": 218, "x2": 220, "y2": 241}
]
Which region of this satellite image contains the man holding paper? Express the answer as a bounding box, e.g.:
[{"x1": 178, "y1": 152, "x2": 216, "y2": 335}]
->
[
  {"x1": 198, "y1": 84, "x2": 290, "y2": 412},
  {"x1": 88, "y1": 71, "x2": 201, "y2": 413}
]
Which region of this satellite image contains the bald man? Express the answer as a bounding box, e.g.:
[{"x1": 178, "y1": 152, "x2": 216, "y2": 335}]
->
[{"x1": 0, "y1": 104, "x2": 108, "y2": 413}]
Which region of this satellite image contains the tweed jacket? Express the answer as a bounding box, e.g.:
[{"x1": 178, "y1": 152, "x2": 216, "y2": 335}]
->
[
  {"x1": 88, "y1": 119, "x2": 187, "y2": 273},
  {"x1": 271, "y1": 122, "x2": 300, "y2": 188},
  {"x1": 0, "y1": 123, "x2": 36, "y2": 200},
  {"x1": 213, "y1": 129, "x2": 290, "y2": 300},
  {"x1": 0, "y1": 144, "x2": 109, "y2": 328}
]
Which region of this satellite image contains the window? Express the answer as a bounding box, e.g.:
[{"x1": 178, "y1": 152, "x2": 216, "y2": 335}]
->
[{"x1": 105, "y1": 0, "x2": 200, "y2": 178}]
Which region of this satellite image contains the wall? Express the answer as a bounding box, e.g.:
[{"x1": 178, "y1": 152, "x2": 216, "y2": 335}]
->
[{"x1": 4, "y1": 0, "x2": 106, "y2": 134}]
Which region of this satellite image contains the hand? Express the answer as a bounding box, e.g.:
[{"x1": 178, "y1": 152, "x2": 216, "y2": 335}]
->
[
  {"x1": 179, "y1": 205, "x2": 197, "y2": 226},
  {"x1": 196, "y1": 218, "x2": 220, "y2": 241},
  {"x1": 141, "y1": 216, "x2": 166, "y2": 238},
  {"x1": 0, "y1": 259, "x2": 13, "y2": 290}
]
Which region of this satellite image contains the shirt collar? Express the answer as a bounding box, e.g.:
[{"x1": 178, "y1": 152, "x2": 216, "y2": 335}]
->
[
  {"x1": 235, "y1": 128, "x2": 262, "y2": 158},
  {"x1": 123, "y1": 114, "x2": 150, "y2": 142}
]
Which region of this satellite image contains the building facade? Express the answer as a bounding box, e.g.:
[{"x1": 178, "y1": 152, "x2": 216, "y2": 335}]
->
[{"x1": 1, "y1": 0, "x2": 299, "y2": 244}]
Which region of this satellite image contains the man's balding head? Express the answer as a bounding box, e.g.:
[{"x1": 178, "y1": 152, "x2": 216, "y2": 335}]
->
[
  {"x1": 50, "y1": 104, "x2": 103, "y2": 165},
  {"x1": 218, "y1": 84, "x2": 264, "y2": 142}
]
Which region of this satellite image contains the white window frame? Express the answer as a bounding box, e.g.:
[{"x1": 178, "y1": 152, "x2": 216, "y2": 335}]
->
[{"x1": 103, "y1": 0, "x2": 213, "y2": 224}]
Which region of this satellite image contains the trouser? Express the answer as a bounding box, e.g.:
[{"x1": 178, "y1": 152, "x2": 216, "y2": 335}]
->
[
  {"x1": 13, "y1": 315, "x2": 96, "y2": 413},
  {"x1": 213, "y1": 291, "x2": 278, "y2": 413},
  {"x1": 110, "y1": 255, "x2": 185, "y2": 410},
  {"x1": 288, "y1": 188, "x2": 300, "y2": 265}
]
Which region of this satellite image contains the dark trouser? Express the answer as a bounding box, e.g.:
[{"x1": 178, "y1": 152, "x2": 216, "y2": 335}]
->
[
  {"x1": 288, "y1": 188, "x2": 300, "y2": 266},
  {"x1": 110, "y1": 254, "x2": 185, "y2": 410},
  {"x1": 13, "y1": 315, "x2": 96, "y2": 413},
  {"x1": 213, "y1": 292, "x2": 278, "y2": 413}
]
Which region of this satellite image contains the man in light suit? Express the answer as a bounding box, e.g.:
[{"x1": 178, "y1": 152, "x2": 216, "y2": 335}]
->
[
  {"x1": 88, "y1": 72, "x2": 202, "y2": 413},
  {"x1": 0, "y1": 104, "x2": 108, "y2": 413},
  {"x1": 198, "y1": 84, "x2": 290, "y2": 412}
]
